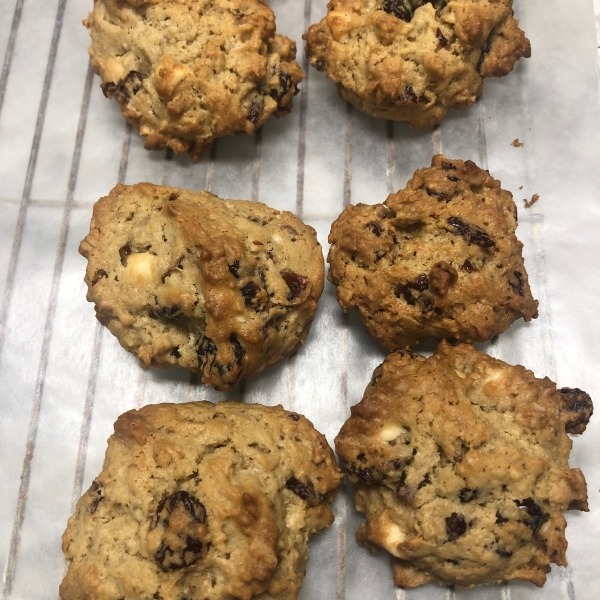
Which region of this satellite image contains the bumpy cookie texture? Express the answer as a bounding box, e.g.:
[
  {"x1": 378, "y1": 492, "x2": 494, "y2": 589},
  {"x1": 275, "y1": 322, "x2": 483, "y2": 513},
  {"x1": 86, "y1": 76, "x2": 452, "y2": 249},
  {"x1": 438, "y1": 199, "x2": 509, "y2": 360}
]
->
[
  {"x1": 327, "y1": 155, "x2": 538, "y2": 349},
  {"x1": 61, "y1": 401, "x2": 343, "y2": 600},
  {"x1": 79, "y1": 183, "x2": 324, "y2": 390},
  {"x1": 84, "y1": 0, "x2": 303, "y2": 159},
  {"x1": 304, "y1": 0, "x2": 530, "y2": 126},
  {"x1": 335, "y1": 342, "x2": 592, "y2": 588}
]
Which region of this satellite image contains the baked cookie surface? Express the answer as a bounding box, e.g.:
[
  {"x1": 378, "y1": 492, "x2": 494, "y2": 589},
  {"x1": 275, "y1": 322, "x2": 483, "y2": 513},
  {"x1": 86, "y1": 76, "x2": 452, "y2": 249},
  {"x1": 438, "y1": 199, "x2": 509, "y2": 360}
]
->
[
  {"x1": 327, "y1": 155, "x2": 538, "y2": 349},
  {"x1": 304, "y1": 0, "x2": 529, "y2": 126},
  {"x1": 335, "y1": 342, "x2": 592, "y2": 588},
  {"x1": 85, "y1": 0, "x2": 303, "y2": 159},
  {"x1": 80, "y1": 183, "x2": 324, "y2": 390},
  {"x1": 61, "y1": 401, "x2": 343, "y2": 600}
]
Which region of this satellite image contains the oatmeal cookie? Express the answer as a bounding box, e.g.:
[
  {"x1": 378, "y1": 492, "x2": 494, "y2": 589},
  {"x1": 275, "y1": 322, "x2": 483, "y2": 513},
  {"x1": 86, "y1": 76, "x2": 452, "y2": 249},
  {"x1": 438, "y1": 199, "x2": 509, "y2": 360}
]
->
[
  {"x1": 304, "y1": 0, "x2": 530, "y2": 126},
  {"x1": 335, "y1": 341, "x2": 592, "y2": 588},
  {"x1": 84, "y1": 0, "x2": 303, "y2": 159},
  {"x1": 79, "y1": 183, "x2": 324, "y2": 390},
  {"x1": 60, "y1": 401, "x2": 343, "y2": 600},
  {"x1": 327, "y1": 155, "x2": 538, "y2": 349}
]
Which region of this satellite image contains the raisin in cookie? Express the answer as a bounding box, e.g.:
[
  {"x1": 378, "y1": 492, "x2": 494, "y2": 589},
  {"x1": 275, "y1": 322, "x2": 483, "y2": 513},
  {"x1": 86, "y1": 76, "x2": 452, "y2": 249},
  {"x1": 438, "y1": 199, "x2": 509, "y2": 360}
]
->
[
  {"x1": 327, "y1": 155, "x2": 538, "y2": 349},
  {"x1": 79, "y1": 183, "x2": 324, "y2": 390},
  {"x1": 335, "y1": 341, "x2": 592, "y2": 588},
  {"x1": 304, "y1": 0, "x2": 529, "y2": 126},
  {"x1": 84, "y1": 0, "x2": 303, "y2": 159},
  {"x1": 61, "y1": 401, "x2": 343, "y2": 600}
]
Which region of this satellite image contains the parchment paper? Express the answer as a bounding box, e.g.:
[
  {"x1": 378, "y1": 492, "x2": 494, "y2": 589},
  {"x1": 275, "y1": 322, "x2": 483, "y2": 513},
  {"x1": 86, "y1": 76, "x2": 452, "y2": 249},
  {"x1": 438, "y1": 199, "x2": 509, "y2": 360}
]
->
[{"x1": 0, "y1": 0, "x2": 599, "y2": 599}]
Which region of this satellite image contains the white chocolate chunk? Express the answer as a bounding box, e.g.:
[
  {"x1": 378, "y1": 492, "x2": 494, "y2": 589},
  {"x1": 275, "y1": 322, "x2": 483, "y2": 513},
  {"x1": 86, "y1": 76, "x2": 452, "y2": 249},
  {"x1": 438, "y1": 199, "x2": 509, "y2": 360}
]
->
[
  {"x1": 124, "y1": 253, "x2": 156, "y2": 284},
  {"x1": 379, "y1": 424, "x2": 403, "y2": 442}
]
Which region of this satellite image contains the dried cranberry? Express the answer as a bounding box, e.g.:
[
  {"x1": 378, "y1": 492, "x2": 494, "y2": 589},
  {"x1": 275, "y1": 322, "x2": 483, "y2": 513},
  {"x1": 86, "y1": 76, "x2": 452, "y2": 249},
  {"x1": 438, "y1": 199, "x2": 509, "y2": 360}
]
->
[
  {"x1": 558, "y1": 387, "x2": 593, "y2": 434},
  {"x1": 152, "y1": 491, "x2": 208, "y2": 571},
  {"x1": 230, "y1": 334, "x2": 244, "y2": 367},
  {"x1": 395, "y1": 274, "x2": 429, "y2": 305},
  {"x1": 248, "y1": 102, "x2": 263, "y2": 124},
  {"x1": 508, "y1": 271, "x2": 524, "y2": 296},
  {"x1": 515, "y1": 498, "x2": 548, "y2": 532},
  {"x1": 196, "y1": 336, "x2": 217, "y2": 369},
  {"x1": 282, "y1": 272, "x2": 309, "y2": 300},
  {"x1": 270, "y1": 73, "x2": 292, "y2": 106},
  {"x1": 436, "y1": 28, "x2": 448, "y2": 47},
  {"x1": 241, "y1": 281, "x2": 259, "y2": 303},
  {"x1": 101, "y1": 71, "x2": 146, "y2": 103},
  {"x1": 398, "y1": 85, "x2": 423, "y2": 104},
  {"x1": 285, "y1": 476, "x2": 324, "y2": 506},
  {"x1": 426, "y1": 188, "x2": 450, "y2": 202},
  {"x1": 447, "y1": 216, "x2": 495, "y2": 249},
  {"x1": 228, "y1": 260, "x2": 240, "y2": 278},
  {"x1": 446, "y1": 513, "x2": 467, "y2": 541}
]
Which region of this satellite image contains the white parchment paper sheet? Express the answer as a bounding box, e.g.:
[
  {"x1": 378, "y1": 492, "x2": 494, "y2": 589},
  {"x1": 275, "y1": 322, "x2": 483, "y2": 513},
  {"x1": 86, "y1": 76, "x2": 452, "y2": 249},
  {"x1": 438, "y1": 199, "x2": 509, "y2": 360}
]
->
[{"x1": 0, "y1": 0, "x2": 599, "y2": 599}]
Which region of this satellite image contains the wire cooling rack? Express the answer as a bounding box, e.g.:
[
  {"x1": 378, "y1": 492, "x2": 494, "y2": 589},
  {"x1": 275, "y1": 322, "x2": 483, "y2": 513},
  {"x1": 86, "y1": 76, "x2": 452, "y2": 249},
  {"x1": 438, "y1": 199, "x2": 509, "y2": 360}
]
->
[{"x1": 1, "y1": 1, "x2": 600, "y2": 599}]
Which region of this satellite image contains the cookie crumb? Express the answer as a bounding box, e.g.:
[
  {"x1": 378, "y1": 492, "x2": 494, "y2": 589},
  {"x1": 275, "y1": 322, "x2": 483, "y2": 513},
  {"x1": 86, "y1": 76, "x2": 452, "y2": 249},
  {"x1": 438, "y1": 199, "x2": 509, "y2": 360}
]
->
[
  {"x1": 511, "y1": 138, "x2": 524, "y2": 147},
  {"x1": 523, "y1": 194, "x2": 540, "y2": 208},
  {"x1": 518, "y1": 186, "x2": 523, "y2": 190}
]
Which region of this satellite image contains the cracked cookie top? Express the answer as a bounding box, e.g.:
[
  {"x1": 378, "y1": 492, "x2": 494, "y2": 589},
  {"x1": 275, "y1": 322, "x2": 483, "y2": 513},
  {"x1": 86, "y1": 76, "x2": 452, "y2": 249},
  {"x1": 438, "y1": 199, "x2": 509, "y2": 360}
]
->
[
  {"x1": 79, "y1": 183, "x2": 324, "y2": 390},
  {"x1": 84, "y1": 0, "x2": 303, "y2": 159},
  {"x1": 335, "y1": 342, "x2": 592, "y2": 588},
  {"x1": 327, "y1": 155, "x2": 538, "y2": 349},
  {"x1": 304, "y1": 0, "x2": 530, "y2": 126},
  {"x1": 60, "y1": 401, "x2": 342, "y2": 600}
]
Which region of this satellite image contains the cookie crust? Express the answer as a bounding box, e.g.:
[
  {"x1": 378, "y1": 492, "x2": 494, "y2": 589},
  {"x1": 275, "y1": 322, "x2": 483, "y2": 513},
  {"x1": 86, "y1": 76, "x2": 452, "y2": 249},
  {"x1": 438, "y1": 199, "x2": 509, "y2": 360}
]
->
[
  {"x1": 80, "y1": 183, "x2": 324, "y2": 390},
  {"x1": 327, "y1": 155, "x2": 538, "y2": 349},
  {"x1": 335, "y1": 342, "x2": 591, "y2": 588},
  {"x1": 85, "y1": 0, "x2": 304, "y2": 159},
  {"x1": 304, "y1": 0, "x2": 530, "y2": 126},
  {"x1": 61, "y1": 401, "x2": 342, "y2": 600}
]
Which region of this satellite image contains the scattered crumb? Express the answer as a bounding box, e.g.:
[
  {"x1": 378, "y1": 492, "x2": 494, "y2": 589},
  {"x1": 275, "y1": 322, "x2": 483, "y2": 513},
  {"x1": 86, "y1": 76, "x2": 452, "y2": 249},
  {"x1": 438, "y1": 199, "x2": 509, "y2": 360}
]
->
[
  {"x1": 511, "y1": 138, "x2": 524, "y2": 148},
  {"x1": 518, "y1": 186, "x2": 523, "y2": 190},
  {"x1": 523, "y1": 194, "x2": 539, "y2": 209}
]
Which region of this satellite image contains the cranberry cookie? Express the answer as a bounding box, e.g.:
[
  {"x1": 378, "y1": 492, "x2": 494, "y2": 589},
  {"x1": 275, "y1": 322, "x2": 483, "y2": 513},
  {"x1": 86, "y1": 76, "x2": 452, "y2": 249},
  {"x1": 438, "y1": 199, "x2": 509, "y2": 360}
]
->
[
  {"x1": 327, "y1": 155, "x2": 538, "y2": 349},
  {"x1": 335, "y1": 342, "x2": 592, "y2": 587},
  {"x1": 61, "y1": 402, "x2": 342, "y2": 600},
  {"x1": 304, "y1": 0, "x2": 530, "y2": 126},
  {"x1": 84, "y1": 0, "x2": 303, "y2": 159},
  {"x1": 79, "y1": 183, "x2": 324, "y2": 390}
]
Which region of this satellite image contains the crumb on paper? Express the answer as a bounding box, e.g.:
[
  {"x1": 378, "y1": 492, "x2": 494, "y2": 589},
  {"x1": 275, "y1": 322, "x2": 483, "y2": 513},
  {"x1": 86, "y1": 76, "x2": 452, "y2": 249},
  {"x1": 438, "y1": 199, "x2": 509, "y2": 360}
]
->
[
  {"x1": 518, "y1": 186, "x2": 523, "y2": 190},
  {"x1": 523, "y1": 194, "x2": 540, "y2": 209},
  {"x1": 511, "y1": 138, "x2": 524, "y2": 148}
]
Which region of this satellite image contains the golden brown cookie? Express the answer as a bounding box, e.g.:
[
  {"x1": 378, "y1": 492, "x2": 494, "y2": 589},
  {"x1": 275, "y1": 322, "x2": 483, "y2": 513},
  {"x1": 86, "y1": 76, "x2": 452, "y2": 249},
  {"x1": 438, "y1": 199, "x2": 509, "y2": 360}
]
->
[
  {"x1": 79, "y1": 183, "x2": 324, "y2": 390},
  {"x1": 61, "y1": 401, "x2": 343, "y2": 600},
  {"x1": 84, "y1": 0, "x2": 303, "y2": 159},
  {"x1": 335, "y1": 341, "x2": 592, "y2": 588},
  {"x1": 304, "y1": 0, "x2": 530, "y2": 126},
  {"x1": 327, "y1": 155, "x2": 538, "y2": 349}
]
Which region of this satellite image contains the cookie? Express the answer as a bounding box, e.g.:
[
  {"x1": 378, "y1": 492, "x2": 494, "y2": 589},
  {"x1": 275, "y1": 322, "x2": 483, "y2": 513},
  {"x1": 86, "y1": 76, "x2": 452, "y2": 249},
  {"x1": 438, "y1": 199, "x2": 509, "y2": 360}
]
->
[
  {"x1": 327, "y1": 155, "x2": 538, "y2": 349},
  {"x1": 335, "y1": 341, "x2": 592, "y2": 588},
  {"x1": 84, "y1": 0, "x2": 303, "y2": 159},
  {"x1": 304, "y1": 0, "x2": 530, "y2": 126},
  {"x1": 79, "y1": 183, "x2": 324, "y2": 390},
  {"x1": 60, "y1": 401, "x2": 342, "y2": 600}
]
